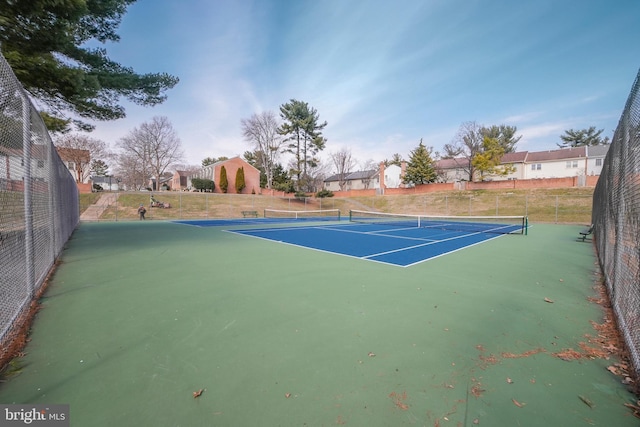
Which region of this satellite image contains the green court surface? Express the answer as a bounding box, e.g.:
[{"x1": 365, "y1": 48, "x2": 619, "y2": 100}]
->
[{"x1": 0, "y1": 221, "x2": 637, "y2": 426}]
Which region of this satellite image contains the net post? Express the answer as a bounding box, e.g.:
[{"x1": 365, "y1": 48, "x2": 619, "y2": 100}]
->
[
  {"x1": 349, "y1": 210, "x2": 353, "y2": 222},
  {"x1": 524, "y1": 216, "x2": 528, "y2": 235}
]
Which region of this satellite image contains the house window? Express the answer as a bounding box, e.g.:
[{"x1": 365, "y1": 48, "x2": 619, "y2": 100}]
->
[
  {"x1": 531, "y1": 164, "x2": 541, "y2": 170},
  {"x1": 566, "y1": 161, "x2": 571, "y2": 168},
  {"x1": 573, "y1": 161, "x2": 578, "y2": 168},
  {"x1": 68, "y1": 162, "x2": 75, "y2": 170},
  {"x1": 595, "y1": 158, "x2": 602, "y2": 166}
]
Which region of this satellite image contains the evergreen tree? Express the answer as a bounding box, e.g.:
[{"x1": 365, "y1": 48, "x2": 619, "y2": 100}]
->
[
  {"x1": 480, "y1": 125, "x2": 521, "y2": 153},
  {"x1": 220, "y1": 165, "x2": 228, "y2": 193},
  {"x1": 403, "y1": 139, "x2": 437, "y2": 185},
  {"x1": 90, "y1": 159, "x2": 109, "y2": 176},
  {"x1": 235, "y1": 167, "x2": 246, "y2": 193},
  {"x1": 278, "y1": 99, "x2": 327, "y2": 191},
  {"x1": 558, "y1": 127, "x2": 610, "y2": 147},
  {"x1": 0, "y1": 0, "x2": 179, "y2": 132}
]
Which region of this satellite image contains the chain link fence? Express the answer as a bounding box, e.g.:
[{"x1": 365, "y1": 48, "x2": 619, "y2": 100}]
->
[
  {"x1": 592, "y1": 69, "x2": 640, "y2": 377},
  {"x1": 0, "y1": 52, "x2": 79, "y2": 364}
]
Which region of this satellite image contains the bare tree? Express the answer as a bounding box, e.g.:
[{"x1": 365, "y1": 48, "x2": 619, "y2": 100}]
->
[
  {"x1": 116, "y1": 116, "x2": 184, "y2": 190},
  {"x1": 241, "y1": 111, "x2": 284, "y2": 189},
  {"x1": 54, "y1": 133, "x2": 111, "y2": 182},
  {"x1": 359, "y1": 159, "x2": 378, "y2": 189},
  {"x1": 330, "y1": 148, "x2": 356, "y2": 191},
  {"x1": 113, "y1": 151, "x2": 147, "y2": 190},
  {"x1": 442, "y1": 121, "x2": 484, "y2": 181}
]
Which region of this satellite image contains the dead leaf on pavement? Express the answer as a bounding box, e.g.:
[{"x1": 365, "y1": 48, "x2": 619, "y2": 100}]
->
[{"x1": 512, "y1": 398, "x2": 525, "y2": 407}]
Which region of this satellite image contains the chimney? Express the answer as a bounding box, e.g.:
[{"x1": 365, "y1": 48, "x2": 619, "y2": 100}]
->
[{"x1": 379, "y1": 162, "x2": 386, "y2": 192}]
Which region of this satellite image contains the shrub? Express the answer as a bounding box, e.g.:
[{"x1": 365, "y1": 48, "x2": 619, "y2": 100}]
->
[
  {"x1": 220, "y1": 166, "x2": 228, "y2": 193},
  {"x1": 315, "y1": 189, "x2": 334, "y2": 198},
  {"x1": 191, "y1": 178, "x2": 214, "y2": 192},
  {"x1": 235, "y1": 167, "x2": 246, "y2": 193}
]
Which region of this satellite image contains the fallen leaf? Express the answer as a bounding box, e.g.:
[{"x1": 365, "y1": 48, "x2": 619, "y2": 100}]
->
[
  {"x1": 512, "y1": 398, "x2": 525, "y2": 407},
  {"x1": 368, "y1": 352, "x2": 376, "y2": 357},
  {"x1": 285, "y1": 393, "x2": 291, "y2": 398},
  {"x1": 579, "y1": 395, "x2": 594, "y2": 408},
  {"x1": 544, "y1": 297, "x2": 554, "y2": 303},
  {"x1": 507, "y1": 377, "x2": 513, "y2": 384},
  {"x1": 193, "y1": 389, "x2": 204, "y2": 398}
]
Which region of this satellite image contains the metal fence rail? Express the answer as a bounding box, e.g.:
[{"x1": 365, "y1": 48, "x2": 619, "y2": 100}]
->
[
  {"x1": 592, "y1": 69, "x2": 640, "y2": 377},
  {"x1": 0, "y1": 52, "x2": 79, "y2": 364}
]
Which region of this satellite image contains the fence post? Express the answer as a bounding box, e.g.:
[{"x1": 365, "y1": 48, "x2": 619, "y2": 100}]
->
[{"x1": 22, "y1": 91, "x2": 35, "y2": 297}]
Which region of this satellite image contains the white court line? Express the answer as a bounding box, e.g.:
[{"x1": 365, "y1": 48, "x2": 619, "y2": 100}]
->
[{"x1": 315, "y1": 225, "x2": 438, "y2": 242}]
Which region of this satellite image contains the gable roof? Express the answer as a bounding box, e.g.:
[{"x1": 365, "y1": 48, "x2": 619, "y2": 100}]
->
[
  {"x1": 435, "y1": 158, "x2": 469, "y2": 170},
  {"x1": 526, "y1": 147, "x2": 586, "y2": 162},
  {"x1": 586, "y1": 145, "x2": 609, "y2": 157},
  {"x1": 56, "y1": 147, "x2": 90, "y2": 163},
  {"x1": 324, "y1": 169, "x2": 377, "y2": 182},
  {"x1": 501, "y1": 151, "x2": 528, "y2": 163}
]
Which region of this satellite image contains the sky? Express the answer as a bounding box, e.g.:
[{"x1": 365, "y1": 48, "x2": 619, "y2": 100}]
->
[{"x1": 87, "y1": 0, "x2": 640, "y2": 170}]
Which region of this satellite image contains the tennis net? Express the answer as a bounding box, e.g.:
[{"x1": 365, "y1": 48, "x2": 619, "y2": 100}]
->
[
  {"x1": 264, "y1": 209, "x2": 341, "y2": 221},
  {"x1": 349, "y1": 210, "x2": 528, "y2": 234}
]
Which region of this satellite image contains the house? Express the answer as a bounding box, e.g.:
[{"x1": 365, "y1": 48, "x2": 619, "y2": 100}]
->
[
  {"x1": 171, "y1": 170, "x2": 189, "y2": 191},
  {"x1": 148, "y1": 175, "x2": 173, "y2": 191},
  {"x1": 435, "y1": 146, "x2": 609, "y2": 182},
  {"x1": 494, "y1": 151, "x2": 529, "y2": 180},
  {"x1": 435, "y1": 157, "x2": 471, "y2": 182},
  {"x1": 381, "y1": 164, "x2": 403, "y2": 188},
  {"x1": 324, "y1": 169, "x2": 379, "y2": 192},
  {"x1": 524, "y1": 147, "x2": 587, "y2": 179},
  {"x1": 91, "y1": 176, "x2": 120, "y2": 191},
  {"x1": 0, "y1": 144, "x2": 52, "y2": 190},
  {"x1": 585, "y1": 145, "x2": 609, "y2": 176},
  {"x1": 56, "y1": 147, "x2": 91, "y2": 184},
  {"x1": 188, "y1": 157, "x2": 260, "y2": 194}
]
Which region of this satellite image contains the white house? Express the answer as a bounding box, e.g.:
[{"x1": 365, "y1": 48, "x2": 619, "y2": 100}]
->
[
  {"x1": 524, "y1": 147, "x2": 587, "y2": 179},
  {"x1": 0, "y1": 145, "x2": 51, "y2": 188},
  {"x1": 435, "y1": 146, "x2": 609, "y2": 182},
  {"x1": 585, "y1": 145, "x2": 609, "y2": 176},
  {"x1": 382, "y1": 164, "x2": 402, "y2": 188}
]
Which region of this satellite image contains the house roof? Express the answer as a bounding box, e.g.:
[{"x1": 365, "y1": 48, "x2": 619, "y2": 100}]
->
[
  {"x1": 526, "y1": 147, "x2": 586, "y2": 162},
  {"x1": 56, "y1": 147, "x2": 90, "y2": 163},
  {"x1": 501, "y1": 151, "x2": 528, "y2": 163},
  {"x1": 435, "y1": 158, "x2": 469, "y2": 170},
  {"x1": 324, "y1": 169, "x2": 377, "y2": 182},
  {"x1": 586, "y1": 145, "x2": 609, "y2": 157}
]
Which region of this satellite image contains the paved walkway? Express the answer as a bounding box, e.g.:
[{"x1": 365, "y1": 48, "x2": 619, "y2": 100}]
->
[{"x1": 80, "y1": 193, "x2": 116, "y2": 221}]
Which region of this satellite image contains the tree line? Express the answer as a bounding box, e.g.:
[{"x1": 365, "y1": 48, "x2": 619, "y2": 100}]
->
[{"x1": 1, "y1": 1, "x2": 612, "y2": 190}]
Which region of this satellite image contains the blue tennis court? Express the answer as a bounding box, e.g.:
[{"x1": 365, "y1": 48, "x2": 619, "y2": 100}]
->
[{"x1": 225, "y1": 221, "x2": 521, "y2": 267}]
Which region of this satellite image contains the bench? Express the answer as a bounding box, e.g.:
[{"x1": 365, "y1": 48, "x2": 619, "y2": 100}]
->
[
  {"x1": 242, "y1": 210, "x2": 259, "y2": 218},
  {"x1": 579, "y1": 225, "x2": 594, "y2": 241}
]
